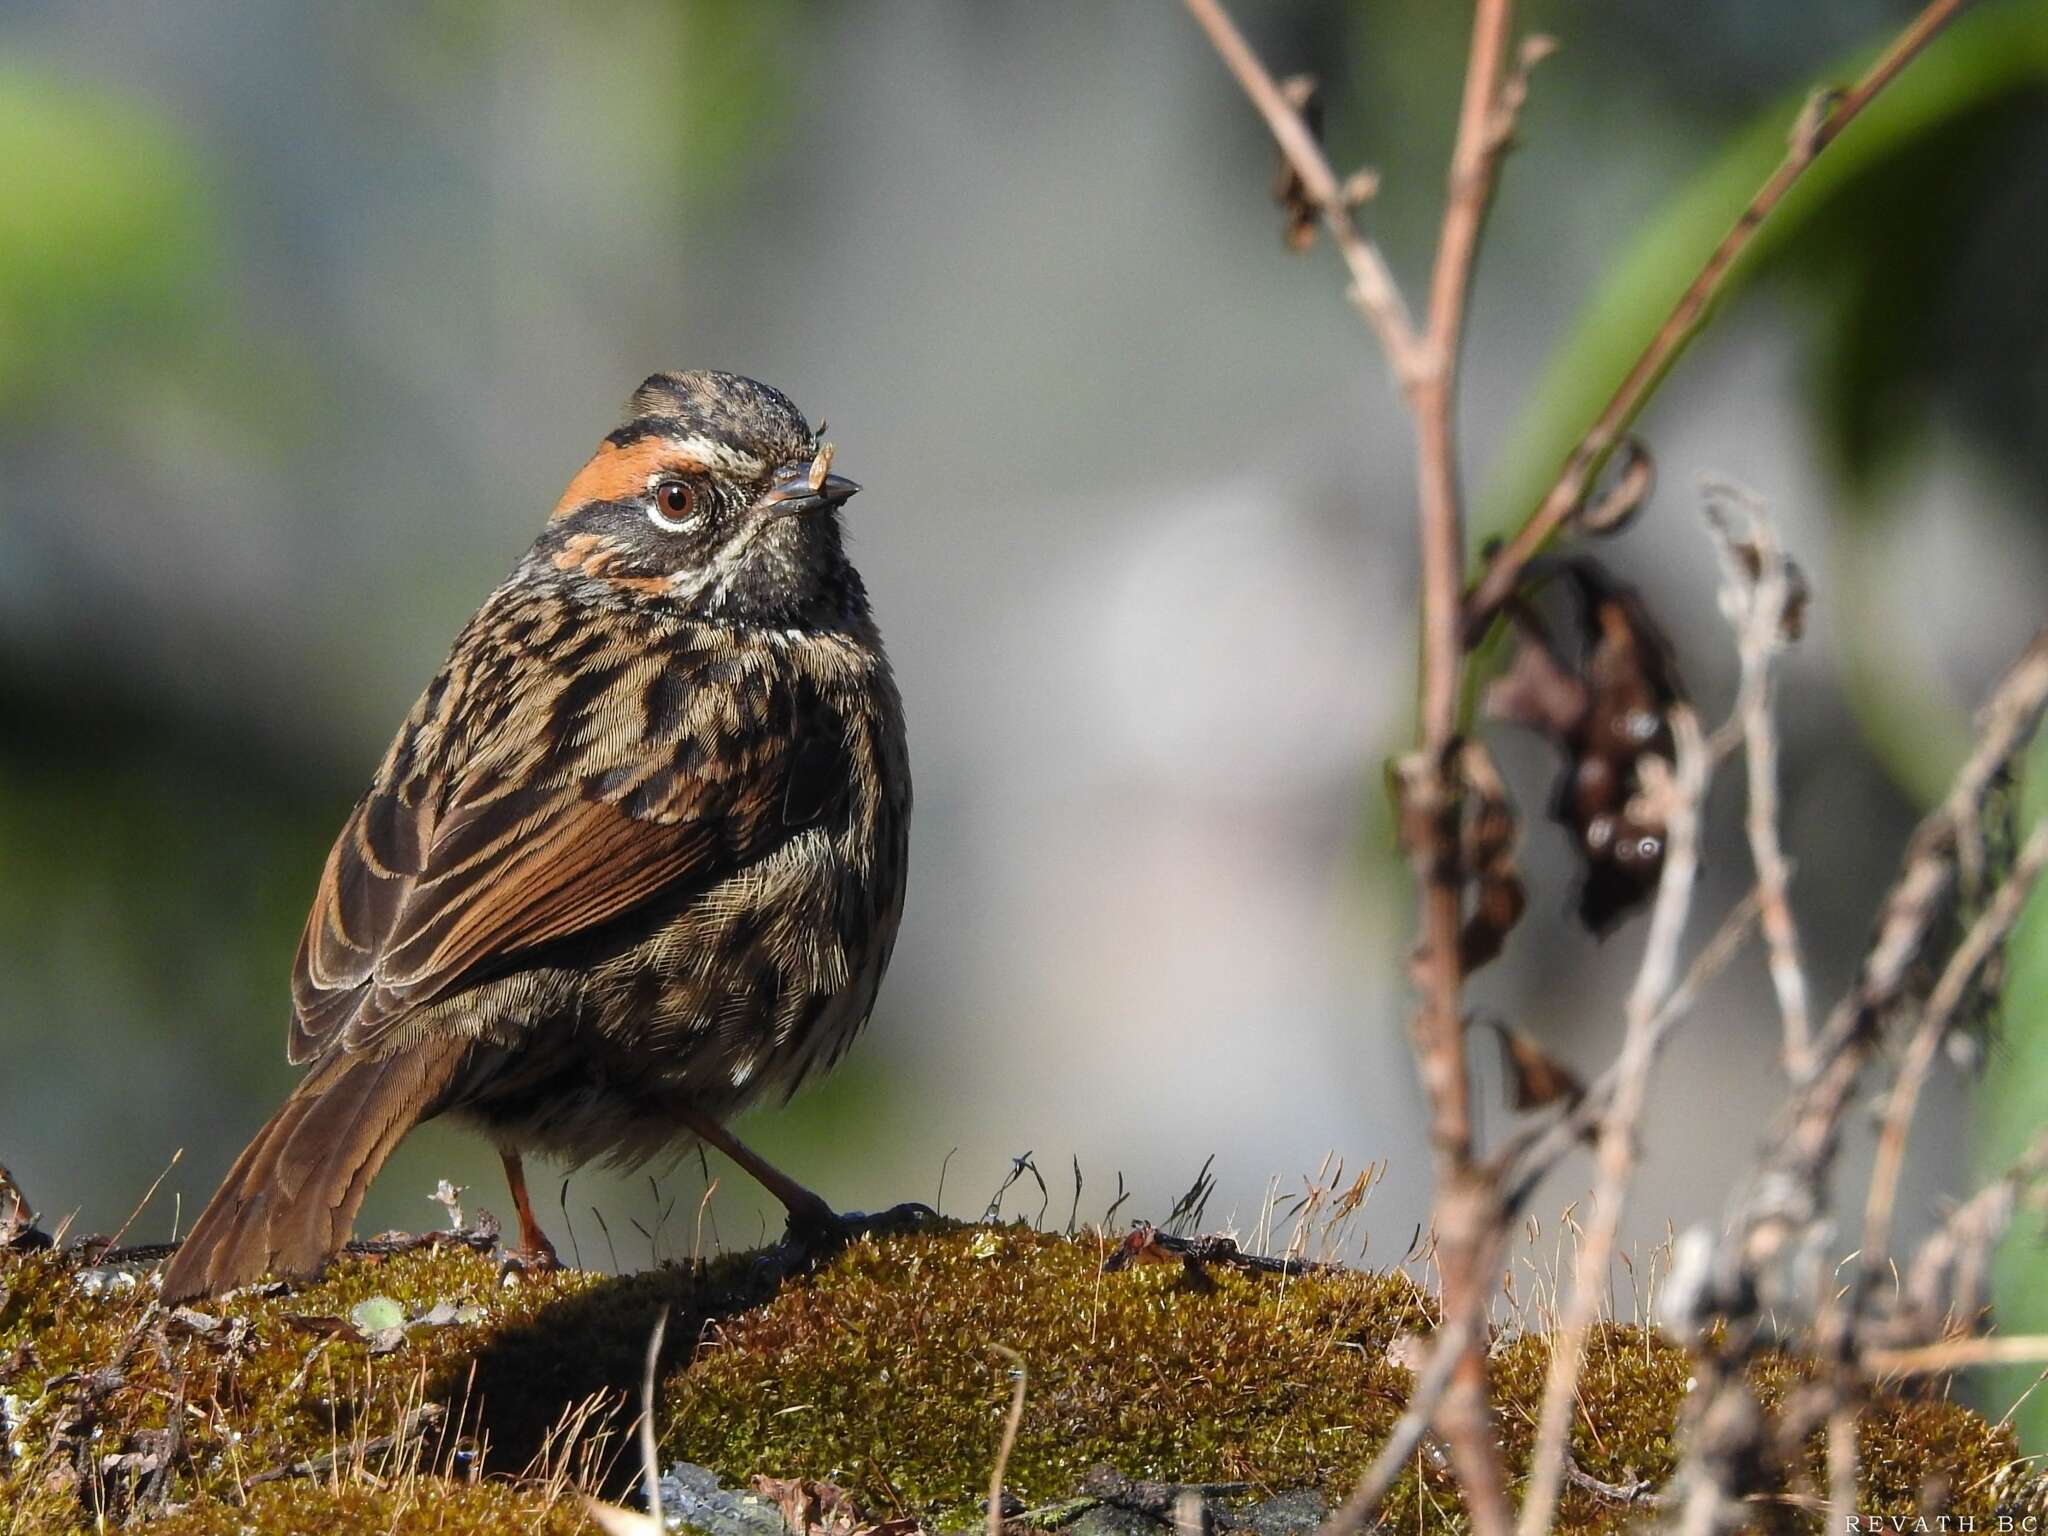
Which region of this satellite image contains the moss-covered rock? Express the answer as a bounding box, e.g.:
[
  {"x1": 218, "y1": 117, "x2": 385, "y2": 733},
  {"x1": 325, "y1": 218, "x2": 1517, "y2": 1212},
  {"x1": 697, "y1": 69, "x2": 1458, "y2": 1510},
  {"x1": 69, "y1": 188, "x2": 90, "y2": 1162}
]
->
[
  {"x1": 0, "y1": 1224, "x2": 2024, "y2": 1534},
  {"x1": 663, "y1": 1225, "x2": 1437, "y2": 1519}
]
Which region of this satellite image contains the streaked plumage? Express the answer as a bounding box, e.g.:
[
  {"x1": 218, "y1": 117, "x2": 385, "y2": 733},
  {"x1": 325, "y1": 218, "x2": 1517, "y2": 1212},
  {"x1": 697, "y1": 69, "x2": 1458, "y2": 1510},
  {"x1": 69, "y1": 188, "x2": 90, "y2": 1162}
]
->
[{"x1": 164, "y1": 371, "x2": 909, "y2": 1301}]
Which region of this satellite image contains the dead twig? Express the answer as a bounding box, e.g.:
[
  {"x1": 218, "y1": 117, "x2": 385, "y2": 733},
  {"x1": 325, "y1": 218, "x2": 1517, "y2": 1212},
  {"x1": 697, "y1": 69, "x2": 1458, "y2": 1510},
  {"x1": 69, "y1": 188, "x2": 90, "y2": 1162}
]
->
[
  {"x1": 1862, "y1": 822, "x2": 2048, "y2": 1282},
  {"x1": 1318, "y1": 1306, "x2": 1483, "y2": 1536},
  {"x1": 1866, "y1": 1335, "x2": 2048, "y2": 1375},
  {"x1": 1701, "y1": 487, "x2": 1813, "y2": 1074},
  {"x1": 1735, "y1": 625, "x2": 2048, "y2": 1287},
  {"x1": 1563, "y1": 1456, "x2": 1668, "y2": 1510},
  {"x1": 1518, "y1": 708, "x2": 1709, "y2": 1536},
  {"x1": 1178, "y1": 0, "x2": 1420, "y2": 378}
]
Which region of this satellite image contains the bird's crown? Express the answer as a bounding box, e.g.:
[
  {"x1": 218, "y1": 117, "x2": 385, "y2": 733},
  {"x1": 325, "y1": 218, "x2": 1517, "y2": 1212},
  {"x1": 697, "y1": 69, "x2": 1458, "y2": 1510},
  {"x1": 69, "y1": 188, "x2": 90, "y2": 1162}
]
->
[{"x1": 612, "y1": 370, "x2": 818, "y2": 469}]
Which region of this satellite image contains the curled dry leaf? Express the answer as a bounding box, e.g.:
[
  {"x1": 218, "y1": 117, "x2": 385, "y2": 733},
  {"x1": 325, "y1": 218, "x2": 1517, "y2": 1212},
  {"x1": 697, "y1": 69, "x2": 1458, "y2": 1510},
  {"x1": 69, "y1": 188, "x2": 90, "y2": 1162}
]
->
[
  {"x1": 1482, "y1": 1019, "x2": 1586, "y2": 1112},
  {"x1": 1457, "y1": 741, "x2": 1526, "y2": 973},
  {"x1": 1273, "y1": 74, "x2": 1325, "y2": 251},
  {"x1": 753, "y1": 1474, "x2": 922, "y2": 1536},
  {"x1": 1487, "y1": 558, "x2": 1683, "y2": 934},
  {"x1": 1573, "y1": 439, "x2": 1655, "y2": 536}
]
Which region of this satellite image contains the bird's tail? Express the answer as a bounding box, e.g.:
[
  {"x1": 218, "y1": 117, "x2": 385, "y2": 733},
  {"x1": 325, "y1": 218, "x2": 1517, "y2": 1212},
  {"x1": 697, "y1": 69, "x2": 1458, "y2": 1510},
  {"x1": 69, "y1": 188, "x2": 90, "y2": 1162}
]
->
[{"x1": 161, "y1": 1037, "x2": 470, "y2": 1302}]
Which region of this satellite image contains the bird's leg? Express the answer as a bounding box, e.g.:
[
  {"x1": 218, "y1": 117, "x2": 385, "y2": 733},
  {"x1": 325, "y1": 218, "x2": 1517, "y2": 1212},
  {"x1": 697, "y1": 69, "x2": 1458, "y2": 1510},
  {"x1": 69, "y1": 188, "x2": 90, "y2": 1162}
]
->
[
  {"x1": 498, "y1": 1150, "x2": 560, "y2": 1267},
  {"x1": 681, "y1": 1112, "x2": 939, "y2": 1258},
  {"x1": 681, "y1": 1111, "x2": 838, "y2": 1235}
]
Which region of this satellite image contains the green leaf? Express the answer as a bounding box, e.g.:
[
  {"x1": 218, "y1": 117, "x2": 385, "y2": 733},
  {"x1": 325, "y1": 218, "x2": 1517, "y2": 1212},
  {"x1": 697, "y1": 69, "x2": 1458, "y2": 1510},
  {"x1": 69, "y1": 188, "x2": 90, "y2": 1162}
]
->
[{"x1": 1476, "y1": 1, "x2": 2048, "y2": 549}]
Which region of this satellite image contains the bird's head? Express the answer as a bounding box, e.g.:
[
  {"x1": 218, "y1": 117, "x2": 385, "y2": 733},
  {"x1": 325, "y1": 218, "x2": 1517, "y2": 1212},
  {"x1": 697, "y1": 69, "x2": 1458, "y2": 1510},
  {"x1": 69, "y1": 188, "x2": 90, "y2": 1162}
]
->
[{"x1": 537, "y1": 370, "x2": 864, "y2": 627}]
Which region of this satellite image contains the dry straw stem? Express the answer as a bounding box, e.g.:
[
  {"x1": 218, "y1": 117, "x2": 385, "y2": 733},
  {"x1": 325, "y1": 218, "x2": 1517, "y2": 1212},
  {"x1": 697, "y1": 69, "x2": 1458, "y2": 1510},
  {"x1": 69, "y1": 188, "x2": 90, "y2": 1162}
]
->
[
  {"x1": 1517, "y1": 707, "x2": 1710, "y2": 1536},
  {"x1": 987, "y1": 1345, "x2": 1028, "y2": 1536},
  {"x1": 1867, "y1": 1335, "x2": 2048, "y2": 1375},
  {"x1": 1462, "y1": 0, "x2": 1980, "y2": 640}
]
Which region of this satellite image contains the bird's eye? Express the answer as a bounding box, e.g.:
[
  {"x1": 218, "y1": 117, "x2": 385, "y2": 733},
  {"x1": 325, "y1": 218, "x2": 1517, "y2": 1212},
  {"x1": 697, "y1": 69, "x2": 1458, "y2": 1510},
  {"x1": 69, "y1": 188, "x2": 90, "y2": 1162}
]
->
[{"x1": 648, "y1": 480, "x2": 699, "y2": 532}]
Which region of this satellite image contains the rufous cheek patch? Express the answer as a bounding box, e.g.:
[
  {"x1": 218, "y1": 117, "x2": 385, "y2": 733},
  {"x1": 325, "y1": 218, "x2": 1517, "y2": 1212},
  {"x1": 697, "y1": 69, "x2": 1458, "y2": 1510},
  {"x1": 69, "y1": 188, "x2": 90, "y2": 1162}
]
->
[
  {"x1": 550, "y1": 531, "x2": 673, "y2": 597},
  {"x1": 550, "y1": 438, "x2": 706, "y2": 522}
]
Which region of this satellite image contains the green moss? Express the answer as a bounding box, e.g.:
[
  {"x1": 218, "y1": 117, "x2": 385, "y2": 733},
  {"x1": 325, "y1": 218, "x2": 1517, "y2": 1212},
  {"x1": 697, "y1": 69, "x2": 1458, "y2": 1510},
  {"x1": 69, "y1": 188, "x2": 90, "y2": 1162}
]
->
[
  {"x1": 0, "y1": 1224, "x2": 2025, "y2": 1534},
  {"x1": 663, "y1": 1225, "x2": 1440, "y2": 1522},
  {"x1": 1489, "y1": 1325, "x2": 2022, "y2": 1530},
  {"x1": 1, "y1": 1238, "x2": 759, "y2": 1533}
]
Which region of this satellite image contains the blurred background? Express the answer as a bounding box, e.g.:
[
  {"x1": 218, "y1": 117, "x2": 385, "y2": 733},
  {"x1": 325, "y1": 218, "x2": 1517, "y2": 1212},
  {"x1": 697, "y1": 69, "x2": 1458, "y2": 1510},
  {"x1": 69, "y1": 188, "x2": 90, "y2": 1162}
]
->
[{"x1": 2, "y1": 0, "x2": 2044, "y2": 1432}]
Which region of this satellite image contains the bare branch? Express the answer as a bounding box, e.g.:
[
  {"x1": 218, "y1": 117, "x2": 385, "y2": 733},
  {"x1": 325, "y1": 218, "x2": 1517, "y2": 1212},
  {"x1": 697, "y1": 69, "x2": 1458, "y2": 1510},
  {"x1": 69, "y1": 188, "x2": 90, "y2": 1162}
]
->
[
  {"x1": 1318, "y1": 1306, "x2": 1483, "y2": 1536},
  {"x1": 1179, "y1": 0, "x2": 1421, "y2": 378},
  {"x1": 1862, "y1": 821, "x2": 2048, "y2": 1280},
  {"x1": 1462, "y1": 0, "x2": 1981, "y2": 641},
  {"x1": 1702, "y1": 488, "x2": 1814, "y2": 1074},
  {"x1": 1501, "y1": 888, "x2": 1761, "y2": 1215},
  {"x1": 1518, "y1": 708, "x2": 1710, "y2": 1536},
  {"x1": 1734, "y1": 625, "x2": 2048, "y2": 1285},
  {"x1": 1903, "y1": 1127, "x2": 2048, "y2": 1337}
]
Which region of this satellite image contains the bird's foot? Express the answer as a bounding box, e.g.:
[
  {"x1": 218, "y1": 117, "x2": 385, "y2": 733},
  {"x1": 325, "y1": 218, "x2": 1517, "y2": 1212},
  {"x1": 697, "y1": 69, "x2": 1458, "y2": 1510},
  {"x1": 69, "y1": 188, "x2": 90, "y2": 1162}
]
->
[
  {"x1": 497, "y1": 1226, "x2": 562, "y2": 1280},
  {"x1": 778, "y1": 1198, "x2": 944, "y2": 1266}
]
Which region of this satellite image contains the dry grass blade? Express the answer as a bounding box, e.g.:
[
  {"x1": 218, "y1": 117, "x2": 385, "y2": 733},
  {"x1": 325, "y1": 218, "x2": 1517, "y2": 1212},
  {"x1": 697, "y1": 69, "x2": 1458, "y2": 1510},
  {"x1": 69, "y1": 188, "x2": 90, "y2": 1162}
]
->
[
  {"x1": 582, "y1": 1308, "x2": 670, "y2": 1536},
  {"x1": 987, "y1": 1345, "x2": 1027, "y2": 1536}
]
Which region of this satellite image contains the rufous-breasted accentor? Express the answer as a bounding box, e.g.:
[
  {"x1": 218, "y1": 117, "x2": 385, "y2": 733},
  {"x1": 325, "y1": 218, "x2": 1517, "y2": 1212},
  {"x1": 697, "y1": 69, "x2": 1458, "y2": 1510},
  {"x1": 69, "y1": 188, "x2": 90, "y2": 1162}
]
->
[{"x1": 164, "y1": 371, "x2": 910, "y2": 1301}]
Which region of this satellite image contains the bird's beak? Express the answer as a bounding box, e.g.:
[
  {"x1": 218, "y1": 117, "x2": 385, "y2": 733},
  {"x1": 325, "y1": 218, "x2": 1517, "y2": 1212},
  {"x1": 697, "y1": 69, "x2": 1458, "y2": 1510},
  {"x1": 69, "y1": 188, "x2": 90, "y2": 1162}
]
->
[{"x1": 755, "y1": 461, "x2": 860, "y2": 517}]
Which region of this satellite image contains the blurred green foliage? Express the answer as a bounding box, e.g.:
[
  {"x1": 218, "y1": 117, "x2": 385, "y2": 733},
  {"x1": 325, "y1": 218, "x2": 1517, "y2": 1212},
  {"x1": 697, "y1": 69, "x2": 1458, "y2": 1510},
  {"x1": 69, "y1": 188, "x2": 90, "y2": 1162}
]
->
[
  {"x1": 1482, "y1": 2, "x2": 2048, "y2": 551},
  {"x1": 0, "y1": 68, "x2": 217, "y2": 407}
]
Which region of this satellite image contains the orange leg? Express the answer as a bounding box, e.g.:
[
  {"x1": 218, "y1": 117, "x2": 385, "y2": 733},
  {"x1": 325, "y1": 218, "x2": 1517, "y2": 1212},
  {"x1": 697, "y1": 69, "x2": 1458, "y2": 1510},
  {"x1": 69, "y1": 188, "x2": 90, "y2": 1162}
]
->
[
  {"x1": 681, "y1": 1112, "x2": 837, "y2": 1233},
  {"x1": 499, "y1": 1150, "x2": 560, "y2": 1267}
]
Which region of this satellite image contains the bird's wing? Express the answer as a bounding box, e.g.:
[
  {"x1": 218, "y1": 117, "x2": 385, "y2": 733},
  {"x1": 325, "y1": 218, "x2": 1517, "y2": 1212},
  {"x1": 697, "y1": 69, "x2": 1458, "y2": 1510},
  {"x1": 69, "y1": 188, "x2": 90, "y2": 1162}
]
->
[{"x1": 288, "y1": 617, "x2": 847, "y2": 1063}]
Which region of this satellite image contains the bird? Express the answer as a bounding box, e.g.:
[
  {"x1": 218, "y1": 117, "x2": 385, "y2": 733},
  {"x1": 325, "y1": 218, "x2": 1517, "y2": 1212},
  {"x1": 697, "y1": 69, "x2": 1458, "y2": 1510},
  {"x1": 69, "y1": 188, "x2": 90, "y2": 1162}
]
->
[{"x1": 162, "y1": 370, "x2": 910, "y2": 1301}]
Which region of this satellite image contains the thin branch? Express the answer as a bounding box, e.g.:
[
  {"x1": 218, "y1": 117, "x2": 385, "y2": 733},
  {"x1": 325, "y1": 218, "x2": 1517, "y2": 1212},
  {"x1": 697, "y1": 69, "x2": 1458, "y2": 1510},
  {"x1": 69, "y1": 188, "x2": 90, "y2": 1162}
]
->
[
  {"x1": 1318, "y1": 1306, "x2": 1482, "y2": 1536},
  {"x1": 1500, "y1": 887, "x2": 1760, "y2": 1215},
  {"x1": 1702, "y1": 488, "x2": 1813, "y2": 1074},
  {"x1": 1518, "y1": 707, "x2": 1709, "y2": 1536},
  {"x1": 1179, "y1": 0, "x2": 1421, "y2": 378},
  {"x1": 1563, "y1": 1457, "x2": 1667, "y2": 1511},
  {"x1": 1414, "y1": 0, "x2": 1518, "y2": 749},
  {"x1": 1862, "y1": 821, "x2": 2048, "y2": 1281},
  {"x1": 1424, "y1": 0, "x2": 1520, "y2": 380},
  {"x1": 1404, "y1": 14, "x2": 1523, "y2": 1534},
  {"x1": 1904, "y1": 1126, "x2": 2048, "y2": 1335},
  {"x1": 1735, "y1": 625, "x2": 2048, "y2": 1281},
  {"x1": 1462, "y1": 0, "x2": 1981, "y2": 641}
]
